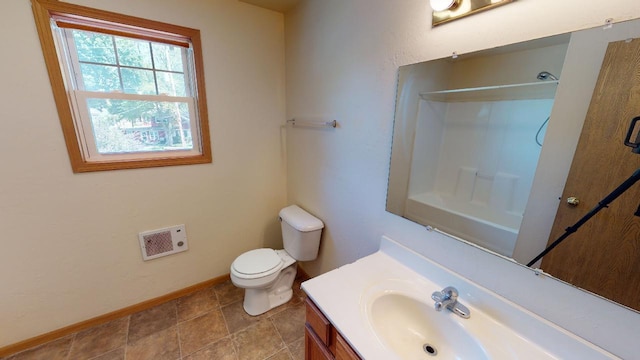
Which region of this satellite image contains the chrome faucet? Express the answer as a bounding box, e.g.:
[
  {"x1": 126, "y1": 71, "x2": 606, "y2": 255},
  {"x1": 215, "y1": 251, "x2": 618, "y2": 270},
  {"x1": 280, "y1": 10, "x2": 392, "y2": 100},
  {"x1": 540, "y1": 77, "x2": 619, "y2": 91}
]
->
[{"x1": 431, "y1": 286, "x2": 470, "y2": 319}]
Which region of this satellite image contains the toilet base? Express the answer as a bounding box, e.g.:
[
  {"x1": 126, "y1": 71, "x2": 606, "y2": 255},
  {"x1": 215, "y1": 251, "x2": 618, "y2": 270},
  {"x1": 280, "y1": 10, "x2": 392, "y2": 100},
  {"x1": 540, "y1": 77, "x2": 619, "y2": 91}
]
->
[{"x1": 242, "y1": 264, "x2": 297, "y2": 316}]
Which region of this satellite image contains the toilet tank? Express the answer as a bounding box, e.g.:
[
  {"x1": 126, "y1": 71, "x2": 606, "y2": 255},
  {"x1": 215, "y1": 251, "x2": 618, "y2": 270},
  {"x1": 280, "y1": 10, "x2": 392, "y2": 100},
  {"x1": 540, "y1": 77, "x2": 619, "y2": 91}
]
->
[{"x1": 279, "y1": 205, "x2": 324, "y2": 261}]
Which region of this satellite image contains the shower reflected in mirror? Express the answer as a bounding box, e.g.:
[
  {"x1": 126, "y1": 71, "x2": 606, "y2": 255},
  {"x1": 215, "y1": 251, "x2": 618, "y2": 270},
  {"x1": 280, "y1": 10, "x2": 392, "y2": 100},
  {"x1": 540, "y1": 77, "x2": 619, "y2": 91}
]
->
[{"x1": 387, "y1": 35, "x2": 567, "y2": 257}]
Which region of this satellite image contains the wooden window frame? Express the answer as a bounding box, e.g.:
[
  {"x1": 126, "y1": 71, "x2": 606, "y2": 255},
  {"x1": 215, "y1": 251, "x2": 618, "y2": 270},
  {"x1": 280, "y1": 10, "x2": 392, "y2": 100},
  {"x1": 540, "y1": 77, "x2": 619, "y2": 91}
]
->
[{"x1": 32, "y1": 0, "x2": 212, "y2": 172}]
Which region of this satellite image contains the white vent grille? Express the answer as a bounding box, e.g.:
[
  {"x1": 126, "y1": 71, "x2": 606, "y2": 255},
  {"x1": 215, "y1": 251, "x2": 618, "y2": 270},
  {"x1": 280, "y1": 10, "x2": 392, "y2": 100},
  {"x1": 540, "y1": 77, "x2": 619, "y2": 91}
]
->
[{"x1": 138, "y1": 224, "x2": 188, "y2": 261}]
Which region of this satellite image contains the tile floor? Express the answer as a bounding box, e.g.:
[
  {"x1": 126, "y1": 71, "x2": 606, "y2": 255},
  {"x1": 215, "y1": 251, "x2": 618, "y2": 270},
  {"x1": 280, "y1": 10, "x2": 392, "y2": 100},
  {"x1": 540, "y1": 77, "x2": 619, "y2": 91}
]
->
[{"x1": 2, "y1": 278, "x2": 307, "y2": 360}]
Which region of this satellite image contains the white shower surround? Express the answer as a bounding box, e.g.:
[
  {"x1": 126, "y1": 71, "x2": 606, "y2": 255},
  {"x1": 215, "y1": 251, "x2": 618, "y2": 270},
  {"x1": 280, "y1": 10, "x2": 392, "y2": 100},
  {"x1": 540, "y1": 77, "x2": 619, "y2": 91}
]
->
[{"x1": 406, "y1": 98, "x2": 554, "y2": 256}]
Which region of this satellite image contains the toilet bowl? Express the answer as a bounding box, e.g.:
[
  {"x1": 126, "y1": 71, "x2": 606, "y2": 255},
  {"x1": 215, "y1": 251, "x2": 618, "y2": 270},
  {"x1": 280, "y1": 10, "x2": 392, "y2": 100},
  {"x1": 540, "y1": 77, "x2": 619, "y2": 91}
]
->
[
  {"x1": 230, "y1": 205, "x2": 324, "y2": 316},
  {"x1": 230, "y1": 249, "x2": 297, "y2": 315}
]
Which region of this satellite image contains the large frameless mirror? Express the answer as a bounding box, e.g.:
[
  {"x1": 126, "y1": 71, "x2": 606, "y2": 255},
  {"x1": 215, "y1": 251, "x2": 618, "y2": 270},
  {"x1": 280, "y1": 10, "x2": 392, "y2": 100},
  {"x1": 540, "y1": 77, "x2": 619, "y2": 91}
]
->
[{"x1": 386, "y1": 18, "x2": 640, "y2": 311}]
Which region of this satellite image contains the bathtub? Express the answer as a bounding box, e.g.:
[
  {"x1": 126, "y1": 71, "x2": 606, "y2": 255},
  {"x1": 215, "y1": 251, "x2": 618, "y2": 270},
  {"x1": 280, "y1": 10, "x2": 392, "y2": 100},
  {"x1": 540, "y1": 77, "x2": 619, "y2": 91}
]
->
[{"x1": 404, "y1": 192, "x2": 521, "y2": 257}]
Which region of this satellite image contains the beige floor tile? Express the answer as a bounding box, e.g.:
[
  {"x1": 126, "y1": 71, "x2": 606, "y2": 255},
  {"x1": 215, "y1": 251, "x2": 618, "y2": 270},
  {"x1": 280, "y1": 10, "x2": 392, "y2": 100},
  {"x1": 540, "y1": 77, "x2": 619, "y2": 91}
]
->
[
  {"x1": 213, "y1": 281, "x2": 244, "y2": 306},
  {"x1": 90, "y1": 347, "x2": 125, "y2": 360},
  {"x1": 265, "y1": 349, "x2": 292, "y2": 360},
  {"x1": 5, "y1": 335, "x2": 73, "y2": 360},
  {"x1": 287, "y1": 338, "x2": 304, "y2": 360},
  {"x1": 221, "y1": 300, "x2": 268, "y2": 334},
  {"x1": 271, "y1": 302, "x2": 305, "y2": 345},
  {"x1": 182, "y1": 337, "x2": 238, "y2": 360},
  {"x1": 177, "y1": 288, "x2": 219, "y2": 322},
  {"x1": 178, "y1": 309, "x2": 229, "y2": 356},
  {"x1": 232, "y1": 319, "x2": 285, "y2": 360},
  {"x1": 126, "y1": 326, "x2": 180, "y2": 360},
  {"x1": 68, "y1": 317, "x2": 128, "y2": 360},
  {"x1": 3, "y1": 278, "x2": 310, "y2": 360},
  {"x1": 128, "y1": 300, "x2": 177, "y2": 344}
]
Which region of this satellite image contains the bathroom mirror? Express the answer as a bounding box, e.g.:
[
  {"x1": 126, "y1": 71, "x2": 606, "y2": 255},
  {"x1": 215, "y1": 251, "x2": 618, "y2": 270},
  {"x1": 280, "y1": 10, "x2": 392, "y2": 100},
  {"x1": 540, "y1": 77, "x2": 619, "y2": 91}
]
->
[{"x1": 387, "y1": 18, "x2": 640, "y2": 311}]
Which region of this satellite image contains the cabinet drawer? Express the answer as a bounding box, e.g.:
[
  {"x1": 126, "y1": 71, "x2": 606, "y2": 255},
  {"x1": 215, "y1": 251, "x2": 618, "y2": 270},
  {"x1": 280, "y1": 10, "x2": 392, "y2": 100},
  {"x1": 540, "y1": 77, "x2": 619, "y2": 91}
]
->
[
  {"x1": 305, "y1": 297, "x2": 332, "y2": 345},
  {"x1": 304, "y1": 297, "x2": 361, "y2": 360}
]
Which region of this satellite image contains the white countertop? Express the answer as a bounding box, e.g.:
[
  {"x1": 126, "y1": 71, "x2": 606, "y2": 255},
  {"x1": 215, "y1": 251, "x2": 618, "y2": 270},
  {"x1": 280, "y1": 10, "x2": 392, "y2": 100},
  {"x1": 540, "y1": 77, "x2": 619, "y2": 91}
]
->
[{"x1": 301, "y1": 236, "x2": 618, "y2": 360}]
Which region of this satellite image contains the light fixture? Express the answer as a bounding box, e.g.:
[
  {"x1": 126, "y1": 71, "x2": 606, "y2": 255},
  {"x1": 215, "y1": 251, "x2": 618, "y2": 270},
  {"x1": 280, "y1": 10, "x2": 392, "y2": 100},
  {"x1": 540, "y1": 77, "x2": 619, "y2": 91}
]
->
[
  {"x1": 430, "y1": 0, "x2": 460, "y2": 12},
  {"x1": 431, "y1": 0, "x2": 515, "y2": 27}
]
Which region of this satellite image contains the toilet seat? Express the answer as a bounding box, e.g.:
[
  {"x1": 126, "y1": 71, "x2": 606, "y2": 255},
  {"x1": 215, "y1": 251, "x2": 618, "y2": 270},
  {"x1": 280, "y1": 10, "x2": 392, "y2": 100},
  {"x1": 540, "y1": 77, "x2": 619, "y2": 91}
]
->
[{"x1": 232, "y1": 248, "x2": 283, "y2": 279}]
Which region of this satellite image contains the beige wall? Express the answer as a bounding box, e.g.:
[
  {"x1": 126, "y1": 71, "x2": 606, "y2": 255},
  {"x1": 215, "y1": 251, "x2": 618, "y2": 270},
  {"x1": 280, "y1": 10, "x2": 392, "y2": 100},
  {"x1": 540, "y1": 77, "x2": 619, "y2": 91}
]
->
[
  {"x1": 0, "y1": 0, "x2": 286, "y2": 346},
  {"x1": 285, "y1": 0, "x2": 640, "y2": 358},
  {"x1": 5, "y1": 0, "x2": 640, "y2": 355}
]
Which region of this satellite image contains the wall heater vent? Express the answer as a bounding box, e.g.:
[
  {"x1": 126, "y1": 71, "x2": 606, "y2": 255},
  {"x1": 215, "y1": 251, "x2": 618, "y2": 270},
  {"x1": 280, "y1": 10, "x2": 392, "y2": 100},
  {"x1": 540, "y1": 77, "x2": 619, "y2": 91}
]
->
[{"x1": 138, "y1": 224, "x2": 188, "y2": 261}]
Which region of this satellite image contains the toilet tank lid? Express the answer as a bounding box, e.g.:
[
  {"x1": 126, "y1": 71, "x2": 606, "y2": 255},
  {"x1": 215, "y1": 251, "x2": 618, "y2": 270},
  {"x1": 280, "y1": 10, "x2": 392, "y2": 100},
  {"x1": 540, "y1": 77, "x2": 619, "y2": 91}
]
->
[{"x1": 279, "y1": 205, "x2": 324, "y2": 232}]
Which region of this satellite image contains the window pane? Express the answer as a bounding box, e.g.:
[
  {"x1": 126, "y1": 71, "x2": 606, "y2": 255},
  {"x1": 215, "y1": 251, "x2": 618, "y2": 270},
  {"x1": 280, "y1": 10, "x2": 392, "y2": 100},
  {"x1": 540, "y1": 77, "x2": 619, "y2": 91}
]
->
[
  {"x1": 80, "y1": 63, "x2": 121, "y2": 92},
  {"x1": 121, "y1": 68, "x2": 156, "y2": 95},
  {"x1": 72, "y1": 30, "x2": 116, "y2": 65},
  {"x1": 152, "y1": 43, "x2": 184, "y2": 72},
  {"x1": 157, "y1": 72, "x2": 186, "y2": 96},
  {"x1": 86, "y1": 98, "x2": 194, "y2": 154},
  {"x1": 115, "y1": 37, "x2": 153, "y2": 68}
]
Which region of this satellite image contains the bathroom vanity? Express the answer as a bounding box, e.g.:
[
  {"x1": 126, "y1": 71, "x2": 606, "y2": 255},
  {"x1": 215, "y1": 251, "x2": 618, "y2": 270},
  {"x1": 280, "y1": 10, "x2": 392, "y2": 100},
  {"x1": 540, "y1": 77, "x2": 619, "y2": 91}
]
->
[
  {"x1": 304, "y1": 298, "x2": 360, "y2": 360},
  {"x1": 301, "y1": 236, "x2": 619, "y2": 360}
]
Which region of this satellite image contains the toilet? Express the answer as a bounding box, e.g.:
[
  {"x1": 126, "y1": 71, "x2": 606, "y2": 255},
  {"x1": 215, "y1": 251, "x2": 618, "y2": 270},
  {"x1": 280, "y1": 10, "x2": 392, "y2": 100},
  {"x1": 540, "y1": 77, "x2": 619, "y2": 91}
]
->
[{"x1": 230, "y1": 205, "x2": 324, "y2": 316}]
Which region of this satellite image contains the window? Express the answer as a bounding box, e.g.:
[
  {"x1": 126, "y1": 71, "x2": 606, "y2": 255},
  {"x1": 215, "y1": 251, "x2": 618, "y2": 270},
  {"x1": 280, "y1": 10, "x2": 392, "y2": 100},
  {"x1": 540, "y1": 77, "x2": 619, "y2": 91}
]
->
[{"x1": 32, "y1": 0, "x2": 211, "y2": 172}]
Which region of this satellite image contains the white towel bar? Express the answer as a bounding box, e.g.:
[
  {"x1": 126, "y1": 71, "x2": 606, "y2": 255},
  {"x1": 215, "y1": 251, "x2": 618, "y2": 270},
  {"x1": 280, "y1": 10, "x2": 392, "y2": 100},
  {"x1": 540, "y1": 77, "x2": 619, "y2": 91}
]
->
[{"x1": 286, "y1": 118, "x2": 337, "y2": 128}]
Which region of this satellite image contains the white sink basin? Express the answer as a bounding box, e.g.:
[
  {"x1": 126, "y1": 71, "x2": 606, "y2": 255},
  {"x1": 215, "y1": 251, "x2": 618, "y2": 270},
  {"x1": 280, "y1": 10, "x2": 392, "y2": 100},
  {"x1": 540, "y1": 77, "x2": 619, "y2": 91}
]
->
[
  {"x1": 361, "y1": 278, "x2": 563, "y2": 360},
  {"x1": 368, "y1": 292, "x2": 488, "y2": 359},
  {"x1": 303, "y1": 237, "x2": 618, "y2": 360}
]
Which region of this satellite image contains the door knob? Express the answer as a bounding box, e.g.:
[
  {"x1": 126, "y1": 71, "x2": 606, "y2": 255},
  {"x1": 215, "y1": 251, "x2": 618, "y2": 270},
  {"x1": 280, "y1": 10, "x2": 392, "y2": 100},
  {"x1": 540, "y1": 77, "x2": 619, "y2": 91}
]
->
[{"x1": 567, "y1": 197, "x2": 580, "y2": 206}]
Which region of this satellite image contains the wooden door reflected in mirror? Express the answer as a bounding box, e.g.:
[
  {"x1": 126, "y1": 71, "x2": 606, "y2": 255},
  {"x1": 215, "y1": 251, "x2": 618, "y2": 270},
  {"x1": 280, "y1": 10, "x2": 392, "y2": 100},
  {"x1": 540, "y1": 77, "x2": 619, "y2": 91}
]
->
[{"x1": 541, "y1": 38, "x2": 640, "y2": 310}]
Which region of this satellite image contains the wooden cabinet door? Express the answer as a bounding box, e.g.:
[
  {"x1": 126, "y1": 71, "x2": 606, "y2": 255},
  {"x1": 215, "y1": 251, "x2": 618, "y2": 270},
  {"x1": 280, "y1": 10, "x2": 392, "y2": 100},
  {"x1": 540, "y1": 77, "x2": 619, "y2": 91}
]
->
[
  {"x1": 305, "y1": 324, "x2": 334, "y2": 360},
  {"x1": 305, "y1": 298, "x2": 333, "y2": 347},
  {"x1": 542, "y1": 38, "x2": 640, "y2": 309},
  {"x1": 335, "y1": 333, "x2": 360, "y2": 360}
]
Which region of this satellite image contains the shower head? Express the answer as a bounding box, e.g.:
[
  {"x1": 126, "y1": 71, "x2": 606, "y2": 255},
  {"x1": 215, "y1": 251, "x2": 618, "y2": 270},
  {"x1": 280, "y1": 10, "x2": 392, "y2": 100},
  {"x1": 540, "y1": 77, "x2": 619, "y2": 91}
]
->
[{"x1": 537, "y1": 71, "x2": 559, "y2": 81}]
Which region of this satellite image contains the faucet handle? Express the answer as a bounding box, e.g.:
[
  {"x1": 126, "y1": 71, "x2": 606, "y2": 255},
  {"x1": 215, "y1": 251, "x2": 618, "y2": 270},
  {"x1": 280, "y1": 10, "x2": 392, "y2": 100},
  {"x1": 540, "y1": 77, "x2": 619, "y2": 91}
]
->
[
  {"x1": 431, "y1": 286, "x2": 458, "y2": 302},
  {"x1": 440, "y1": 286, "x2": 459, "y2": 300},
  {"x1": 431, "y1": 286, "x2": 459, "y2": 312},
  {"x1": 431, "y1": 286, "x2": 470, "y2": 318}
]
